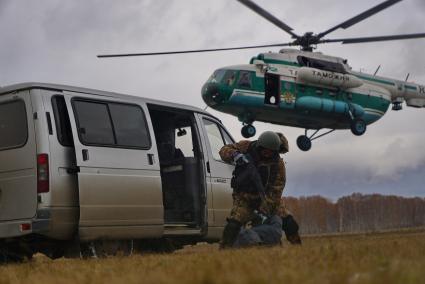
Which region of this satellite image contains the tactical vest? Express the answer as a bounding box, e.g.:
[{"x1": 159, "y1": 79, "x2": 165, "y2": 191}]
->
[{"x1": 232, "y1": 141, "x2": 280, "y2": 194}]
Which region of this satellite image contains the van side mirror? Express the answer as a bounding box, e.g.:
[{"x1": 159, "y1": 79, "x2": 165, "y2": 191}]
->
[{"x1": 177, "y1": 128, "x2": 187, "y2": 137}]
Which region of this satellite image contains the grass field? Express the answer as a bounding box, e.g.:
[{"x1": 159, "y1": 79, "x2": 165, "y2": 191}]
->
[{"x1": 1, "y1": 229, "x2": 425, "y2": 284}]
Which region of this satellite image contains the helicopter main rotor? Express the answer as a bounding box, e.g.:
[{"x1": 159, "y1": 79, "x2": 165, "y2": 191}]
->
[{"x1": 97, "y1": 0, "x2": 425, "y2": 57}]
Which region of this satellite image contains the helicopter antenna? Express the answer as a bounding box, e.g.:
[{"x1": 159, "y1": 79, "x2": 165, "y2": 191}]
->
[
  {"x1": 374, "y1": 65, "x2": 381, "y2": 76},
  {"x1": 405, "y1": 73, "x2": 410, "y2": 82}
]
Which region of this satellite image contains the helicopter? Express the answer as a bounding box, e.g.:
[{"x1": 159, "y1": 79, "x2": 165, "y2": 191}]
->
[{"x1": 98, "y1": 0, "x2": 425, "y2": 151}]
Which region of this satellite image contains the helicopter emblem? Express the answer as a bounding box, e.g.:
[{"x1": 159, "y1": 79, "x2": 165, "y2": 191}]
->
[{"x1": 282, "y1": 91, "x2": 296, "y2": 104}]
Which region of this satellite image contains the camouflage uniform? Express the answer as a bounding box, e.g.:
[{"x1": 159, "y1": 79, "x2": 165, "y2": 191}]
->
[
  {"x1": 219, "y1": 140, "x2": 286, "y2": 224},
  {"x1": 275, "y1": 132, "x2": 302, "y2": 244}
]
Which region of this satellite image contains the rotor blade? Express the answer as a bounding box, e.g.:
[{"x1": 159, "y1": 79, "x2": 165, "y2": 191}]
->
[
  {"x1": 318, "y1": 0, "x2": 403, "y2": 38},
  {"x1": 97, "y1": 43, "x2": 293, "y2": 58},
  {"x1": 320, "y1": 33, "x2": 425, "y2": 44},
  {"x1": 236, "y1": 0, "x2": 299, "y2": 38}
]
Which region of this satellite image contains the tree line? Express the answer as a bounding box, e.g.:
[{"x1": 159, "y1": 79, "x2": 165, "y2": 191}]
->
[{"x1": 283, "y1": 193, "x2": 425, "y2": 234}]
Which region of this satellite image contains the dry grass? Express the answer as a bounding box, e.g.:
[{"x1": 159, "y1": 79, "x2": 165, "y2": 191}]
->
[{"x1": 1, "y1": 229, "x2": 425, "y2": 284}]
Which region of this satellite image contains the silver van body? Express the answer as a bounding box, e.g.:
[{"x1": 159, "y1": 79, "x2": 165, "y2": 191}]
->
[{"x1": 0, "y1": 83, "x2": 234, "y2": 256}]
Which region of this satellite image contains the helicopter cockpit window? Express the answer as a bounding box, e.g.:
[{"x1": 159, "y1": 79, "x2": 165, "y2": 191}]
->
[
  {"x1": 209, "y1": 69, "x2": 227, "y2": 83},
  {"x1": 297, "y1": 56, "x2": 347, "y2": 74},
  {"x1": 223, "y1": 71, "x2": 236, "y2": 86},
  {"x1": 238, "y1": 71, "x2": 252, "y2": 88}
]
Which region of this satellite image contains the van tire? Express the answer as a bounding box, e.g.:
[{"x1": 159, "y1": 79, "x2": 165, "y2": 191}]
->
[
  {"x1": 0, "y1": 243, "x2": 31, "y2": 263},
  {"x1": 80, "y1": 240, "x2": 134, "y2": 258}
]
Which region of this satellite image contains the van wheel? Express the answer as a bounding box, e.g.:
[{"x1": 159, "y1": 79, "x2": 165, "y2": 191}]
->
[
  {"x1": 134, "y1": 238, "x2": 179, "y2": 254},
  {"x1": 0, "y1": 247, "x2": 28, "y2": 263},
  {"x1": 81, "y1": 240, "x2": 134, "y2": 258}
]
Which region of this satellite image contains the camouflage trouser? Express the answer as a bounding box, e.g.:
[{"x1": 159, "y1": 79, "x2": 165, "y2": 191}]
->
[
  {"x1": 230, "y1": 193, "x2": 291, "y2": 224},
  {"x1": 229, "y1": 193, "x2": 262, "y2": 224},
  {"x1": 278, "y1": 199, "x2": 291, "y2": 218}
]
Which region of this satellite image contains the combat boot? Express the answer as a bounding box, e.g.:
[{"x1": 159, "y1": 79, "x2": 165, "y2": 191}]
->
[
  {"x1": 220, "y1": 219, "x2": 242, "y2": 249},
  {"x1": 282, "y1": 215, "x2": 302, "y2": 245}
]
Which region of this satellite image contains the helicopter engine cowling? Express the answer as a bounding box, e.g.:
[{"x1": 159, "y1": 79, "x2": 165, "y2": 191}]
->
[
  {"x1": 297, "y1": 67, "x2": 363, "y2": 89},
  {"x1": 296, "y1": 96, "x2": 365, "y2": 117}
]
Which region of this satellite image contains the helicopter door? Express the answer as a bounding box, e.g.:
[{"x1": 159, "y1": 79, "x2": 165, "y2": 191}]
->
[{"x1": 264, "y1": 73, "x2": 281, "y2": 107}]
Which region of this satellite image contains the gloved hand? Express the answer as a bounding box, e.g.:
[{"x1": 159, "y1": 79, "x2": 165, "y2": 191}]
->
[
  {"x1": 253, "y1": 210, "x2": 268, "y2": 225},
  {"x1": 232, "y1": 152, "x2": 250, "y2": 166}
]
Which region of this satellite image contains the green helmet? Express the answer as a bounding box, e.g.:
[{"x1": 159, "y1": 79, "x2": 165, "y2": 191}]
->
[{"x1": 257, "y1": 131, "x2": 281, "y2": 151}]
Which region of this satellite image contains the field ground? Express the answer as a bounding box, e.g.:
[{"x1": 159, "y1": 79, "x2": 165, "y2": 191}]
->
[{"x1": 1, "y1": 229, "x2": 425, "y2": 284}]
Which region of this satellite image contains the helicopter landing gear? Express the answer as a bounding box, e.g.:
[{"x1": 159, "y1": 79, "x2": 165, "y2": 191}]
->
[
  {"x1": 350, "y1": 119, "x2": 367, "y2": 136},
  {"x1": 296, "y1": 135, "x2": 312, "y2": 151},
  {"x1": 238, "y1": 112, "x2": 256, "y2": 138},
  {"x1": 241, "y1": 124, "x2": 256, "y2": 138},
  {"x1": 296, "y1": 129, "x2": 335, "y2": 151}
]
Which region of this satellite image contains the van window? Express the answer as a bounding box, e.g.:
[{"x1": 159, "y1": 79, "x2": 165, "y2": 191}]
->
[
  {"x1": 203, "y1": 119, "x2": 234, "y2": 161},
  {"x1": 220, "y1": 128, "x2": 234, "y2": 145},
  {"x1": 52, "y1": 96, "x2": 74, "y2": 147},
  {"x1": 109, "y1": 104, "x2": 150, "y2": 148},
  {"x1": 175, "y1": 126, "x2": 194, "y2": 157},
  {"x1": 73, "y1": 99, "x2": 150, "y2": 149},
  {"x1": 0, "y1": 100, "x2": 28, "y2": 150},
  {"x1": 73, "y1": 100, "x2": 115, "y2": 145}
]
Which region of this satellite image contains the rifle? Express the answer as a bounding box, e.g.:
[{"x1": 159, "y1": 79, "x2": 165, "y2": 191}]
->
[{"x1": 231, "y1": 155, "x2": 267, "y2": 204}]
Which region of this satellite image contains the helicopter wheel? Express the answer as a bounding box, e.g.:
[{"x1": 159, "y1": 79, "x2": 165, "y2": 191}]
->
[
  {"x1": 296, "y1": 135, "x2": 312, "y2": 151},
  {"x1": 350, "y1": 119, "x2": 367, "y2": 136},
  {"x1": 241, "y1": 124, "x2": 256, "y2": 138}
]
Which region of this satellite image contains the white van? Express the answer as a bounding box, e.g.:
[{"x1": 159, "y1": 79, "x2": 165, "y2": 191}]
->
[{"x1": 0, "y1": 83, "x2": 235, "y2": 259}]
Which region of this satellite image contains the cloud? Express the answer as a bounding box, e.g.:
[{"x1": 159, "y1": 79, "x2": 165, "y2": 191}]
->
[{"x1": 1, "y1": 0, "x2": 424, "y2": 199}]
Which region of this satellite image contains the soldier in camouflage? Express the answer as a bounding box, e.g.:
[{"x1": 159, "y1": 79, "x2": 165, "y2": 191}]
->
[
  {"x1": 275, "y1": 132, "x2": 302, "y2": 245},
  {"x1": 219, "y1": 131, "x2": 285, "y2": 248}
]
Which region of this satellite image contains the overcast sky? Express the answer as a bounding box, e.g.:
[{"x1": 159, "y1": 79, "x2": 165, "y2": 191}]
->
[{"x1": 1, "y1": 0, "x2": 424, "y2": 199}]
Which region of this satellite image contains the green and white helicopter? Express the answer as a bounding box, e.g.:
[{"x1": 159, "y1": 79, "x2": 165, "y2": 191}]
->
[{"x1": 98, "y1": 0, "x2": 425, "y2": 151}]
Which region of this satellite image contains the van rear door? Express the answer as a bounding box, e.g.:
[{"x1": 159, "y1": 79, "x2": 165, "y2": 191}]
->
[
  {"x1": 62, "y1": 92, "x2": 163, "y2": 240},
  {"x1": 0, "y1": 91, "x2": 37, "y2": 222}
]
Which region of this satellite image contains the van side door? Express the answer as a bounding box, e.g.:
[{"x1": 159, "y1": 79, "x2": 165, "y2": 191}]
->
[
  {"x1": 198, "y1": 116, "x2": 234, "y2": 229},
  {"x1": 62, "y1": 92, "x2": 163, "y2": 240}
]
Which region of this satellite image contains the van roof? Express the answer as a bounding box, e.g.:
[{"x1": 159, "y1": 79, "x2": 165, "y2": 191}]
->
[{"x1": 0, "y1": 82, "x2": 217, "y2": 119}]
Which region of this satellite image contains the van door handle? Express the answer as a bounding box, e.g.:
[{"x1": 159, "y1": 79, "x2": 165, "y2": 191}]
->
[
  {"x1": 82, "y1": 149, "x2": 89, "y2": 161},
  {"x1": 147, "y1": 153, "x2": 155, "y2": 165},
  {"x1": 66, "y1": 166, "x2": 80, "y2": 174}
]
